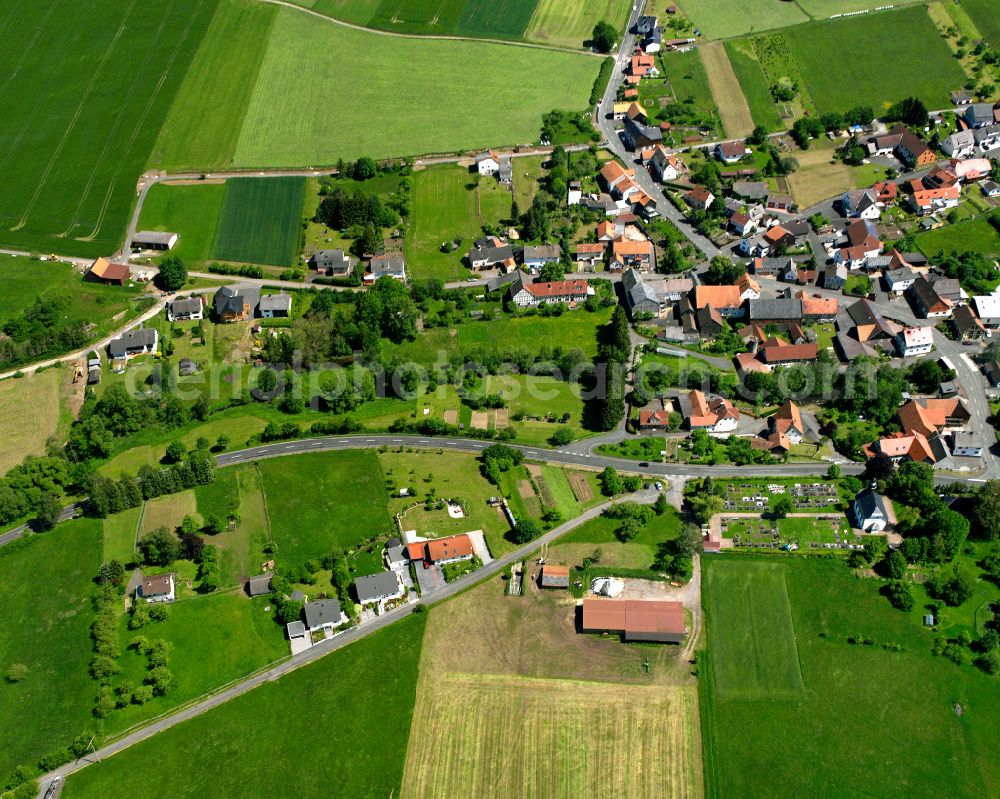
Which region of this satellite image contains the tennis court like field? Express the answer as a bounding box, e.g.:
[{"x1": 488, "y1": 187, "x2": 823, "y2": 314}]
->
[
  {"x1": 703, "y1": 559, "x2": 804, "y2": 700},
  {"x1": 213, "y1": 177, "x2": 306, "y2": 266}
]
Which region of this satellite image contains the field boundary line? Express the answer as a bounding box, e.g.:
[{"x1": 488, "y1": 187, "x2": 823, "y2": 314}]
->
[
  {"x1": 253, "y1": 462, "x2": 275, "y2": 544},
  {"x1": 252, "y1": 0, "x2": 603, "y2": 56}
]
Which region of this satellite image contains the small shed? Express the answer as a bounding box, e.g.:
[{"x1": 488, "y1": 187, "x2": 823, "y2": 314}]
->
[
  {"x1": 540, "y1": 565, "x2": 570, "y2": 589},
  {"x1": 247, "y1": 572, "x2": 273, "y2": 597}
]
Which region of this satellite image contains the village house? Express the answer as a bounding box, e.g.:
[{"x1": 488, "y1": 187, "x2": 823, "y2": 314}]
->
[
  {"x1": 649, "y1": 145, "x2": 679, "y2": 181},
  {"x1": 736, "y1": 342, "x2": 819, "y2": 373},
  {"x1": 834, "y1": 298, "x2": 898, "y2": 360},
  {"x1": 737, "y1": 274, "x2": 761, "y2": 301},
  {"x1": 510, "y1": 275, "x2": 591, "y2": 308},
  {"x1": 467, "y1": 237, "x2": 515, "y2": 271},
  {"x1": 866, "y1": 124, "x2": 935, "y2": 167},
  {"x1": 907, "y1": 277, "x2": 952, "y2": 319},
  {"x1": 408, "y1": 534, "x2": 475, "y2": 566},
  {"x1": 365, "y1": 254, "x2": 406, "y2": 284},
  {"x1": 622, "y1": 268, "x2": 668, "y2": 318},
  {"x1": 573, "y1": 242, "x2": 606, "y2": 271},
  {"x1": 108, "y1": 327, "x2": 158, "y2": 361},
  {"x1": 309, "y1": 249, "x2": 352, "y2": 275},
  {"x1": 629, "y1": 53, "x2": 659, "y2": 79},
  {"x1": 873, "y1": 181, "x2": 898, "y2": 206},
  {"x1": 963, "y1": 103, "x2": 996, "y2": 129},
  {"x1": 745, "y1": 297, "x2": 803, "y2": 325},
  {"x1": 820, "y1": 263, "x2": 848, "y2": 291},
  {"x1": 750, "y1": 257, "x2": 794, "y2": 279},
  {"x1": 303, "y1": 598, "x2": 346, "y2": 633},
  {"x1": 834, "y1": 219, "x2": 882, "y2": 270},
  {"x1": 691, "y1": 284, "x2": 743, "y2": 317},
  {"x1": 683, "y1": 185, "x2": 714, "y2": 211},
  {"x1": 898, "y1": 396, "x2": 970, "y2": 437},
  {"x1": 214, "y1": 286, "x2": 258, "y2": 322},
  {"x1": 354, "y1": 571, "x2": 404, "y2": 605},
  {"x1": 715, "y1": 140, "x2": 750, "y2": 164},
  {"x1": 258, "y1": 293, "x2": 292, "y2": 319},
  {"x1": 522, "y1": 244, "x2": 562, "y2": 271},
  {"x1": 137, "y1": 573, "x2": 175, "y2": 604},
  {"x1": 166, "y1": 296, "x2": 203, "y2": 322},
  {"x1": 611, "y1": 238, "x2": 654, "y2": 270},
  {"x1": 950, "y1": 304, "x2": 986, "y2": 340},
  {"x1": 973, "y1": 295, "x2": 1000, "y2": 328},
  {"x1": 895, "y1": 326, "x2": 934, "y2": 358},
  {"x1": 475, "y1": 150, "x2": 501, "y2": 176},
  {"x1": 766, "y1": 194, "x2": 795, "y2": 214},
  {"x1": 841, "y1": 188, "x2": 880, "y2": 220},
  {"x1": 676, "y1": 389, "x2": 739, "y2": 434},
  {"x1": 797, "y1": 292, "x2": 839, "y2": 322},
  {"x1": 941, "y1": 129, "x2": 976, "y2": 158},
  {"x1": 974, "y1": 123, "x2": 1000, "y2": 153},
  {"x1": 623, "y1": 117, "x2": 663, "y2": 150},
  {"x1": 765, "y1": 400, "x2": 807, "y2": 452}
]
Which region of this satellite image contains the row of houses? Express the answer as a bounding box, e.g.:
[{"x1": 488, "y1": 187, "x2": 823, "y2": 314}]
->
[
  {"x1": 309, "y1": 249, "x2": 406, "y2": 284},
  {"x1": 863, "y1": 396, "x2": 984, "y2": 471}
]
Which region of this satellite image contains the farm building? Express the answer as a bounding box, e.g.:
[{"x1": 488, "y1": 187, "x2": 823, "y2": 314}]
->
[
  {"x1": 133, "y1": 230, "x2": 178, "y2": 250},
  {"x1": 87, "y1": 257, "x2": 131, "y2": 285},
  {"x1": 581, "y1": 598, "x2": 686, "y2": 643},
  {"x1": 540, "y1": 565, "x2": 569, "y2": 589}
]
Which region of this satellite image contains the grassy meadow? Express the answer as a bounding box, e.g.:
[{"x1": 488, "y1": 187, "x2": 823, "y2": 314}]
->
[
  {"x1": 700, "y1": 557, "x2": 1000, "y2": 798},
  {"x1": 136, "y1": 182, "x2": 227, "y2": 263},
  {"x1": 258, "y1": 450, "x2": 394, "y2": 565},
  {"x1": 724, "y1": 39, "x2": 783, "y2": 131},
  {"x1": 63, "y1": 615, "x2": 427, "y2": 799},
  {"x1": 230, "y1": 9, "x2": 600, "y2": 166},
  {"x1": 917, "y1": 212, "x2": 1000, "y2": 259},
  {"x1": 525, "y1": 0, "x2": 630, "y2": 49},
  {"x1": 786, "y1": 7, "x2": 964, "y2": 114},
  {"x1": 0, "y1": 519, "x2": 102, "y2": 778},
  {"x1": 0, "y1": 0, "x2": 218, "y2": 256},
  {"x1": 406, "y1": 165, "x2": 511, "y2": 282},
  {"x1": 0, "y1": 368, "x2": 63, "y2": 475},
  {"x1": 962, "y1": 0, "x2": 1000, "y2": 47},
  {"x1": 675, "y1": 0, "x2": 807, "y2": 39}
]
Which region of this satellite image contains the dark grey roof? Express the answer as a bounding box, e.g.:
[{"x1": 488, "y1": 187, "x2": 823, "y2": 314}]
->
[
  {"x1": 304, "y1": 598, "x2": 342, "y2": 628},
  {"x1": 853, "y1": 488, "x2": 888, "y2": 522},
  {"x1": 168, "y1": 297, "x2": 202, "y2": 316},
  {"x1": 370, "y1": 255, "x2": 406, "y2": 277},
  {"x1": 259, "y1": 293, "x2": 292, "y2": 313},
  {"x1": 354, "y1": 571, "x2": 401, "y2": 603},
  {"x1": 522, "y1": 244, "x2": 562, "y2": 261},
  {"x1": 486, "y1": 269, "x2": 526, "y2": 292},
  {"x1": 108, "y1": 327, "x2": 157, "y2": 358},
  {"x1": 623, "y1": 117, "x2": 663, "y2": 146},
  {"x1": 746, "y1": 298, "x2": 803, "y2": 321},
  {"x1": 623, "y1": 268, "x2": 661, "y2": 311},
  {"x1": 731, "y1": 181, "x2": 768, "y2": 201},
  {"x1": 178, "y1": 358, "x2": 198, "y2": 376},
  {"x1": 965, "y1": 103, "x2": 995, "y2": 125},
  {"x1": 247, "y1": 572, "x2": 273, "y2": 596},
  {"x1": 290, "y1": 590, "x2": 306, "y2": 602},
  {"x1": 214, "y1": 285, "x2": 259, "y2": 316},
  {"x1": 286, "y1": 621, "x2": 306, "y2": 638},
  {"x1": 133, "y1": 230, "x2": 176, "y2": 245}
]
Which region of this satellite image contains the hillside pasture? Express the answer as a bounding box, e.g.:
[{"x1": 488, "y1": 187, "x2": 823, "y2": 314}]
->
[
  {"x1": 258, "y1": 450, "x2": 393, "y2": 566},
  {"x1": 785, "y1": 7, "x2": 964, "y2": 114},
  {"x1": 0, "y1": 368, "x2": 62, "y2": 476},
  {"x1": 62, "y1": 616, "x2": 426, "y2": 799},
  {"x1": 703, "y1": 559, "x2": 804, "y2": 700},
  {"x1": 0, "y1": 519, "x2": 102, "y2": 778},
  {"x1": 701, "y1": 557, "x2": 1000, "y2": 798},
  {"x1": 213, "y1": 177, "x2": 306, "y2": 266},
  {"x1": 674, "y1": 0, "x2": 807, "y2": 40},
  {"x1": 151, "y1": 0, "x2": 276, "y2": 170},
  {"x1": 700, "y1": 42, "x2": 754, "y2": 138},
  {"x1": 135, "y1": 182, "x2": 226, "y2": 263},
  {"x1": 403, "y1": 674, "x2": 700, "y2": 799},
  {"x1": 231, "y1": 9, "x2": 600, "y2": 166},
  {"x1": 525, "y1": 0, "x2": 630, "y2": 50},
  {"x1": 0, "y1": 0, "x2": 217, "y2": 256}
]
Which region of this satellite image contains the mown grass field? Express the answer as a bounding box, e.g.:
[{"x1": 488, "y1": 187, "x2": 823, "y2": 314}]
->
[
  {"x1": 675, "y1": 0, "x2": 807, "y2": 39},
  {"x1": 386, "y1": 306, "x2": 610, "y2": 363},
  {"x1": 702, "y1": 559, "x2": 804, "y2": 700},
  {"x1": 151, "y1": 0, "x2": 276, "y2": 170},
  {"x1": 213, "y1": 177, "x2": 306, "y2": 266},
  {"x1": 0, "y1": 519, "x2": 102, "y2": 778},
  {"x1": 63, "y1": 615, "x2": 426, "y2": 799},
  {"x1": 786, "y1": 7, "x2": 963, "y2": 114},
  {"x1": 106, "y1": 590, "x2": 287, "y2": 735},
  {"x1": 525, "y1": 0, "x2": 630, "y2": 49},
  {"x1": 700, "y1": 557, "x2": 1000, "y2": 798},
  {"x1": 230, "y1": 9, "x2": 600, "y2": 166},
  {"x1": 406, "y1": 165, "x2": 510, "y2": 282},
  {"x1": 403, "y1": 673, "x2": 701, "y2": 799},
  {"x1": 141, "y1": 491, "x2": 199, "y2": 535},
  {"x1": 0, "y1": 368, "x2": 62, "y2": 475},
  {"x1": 551, "y1": 506, "x2": 682, "y2": 572},
  {"x1": 700, "y1": 42, "x2": 754, "y2": 138},
  {"x1": 798, "y1": 0, "x2": 924, "y2": 15},
  {"x1": 102, "y1": 505, "x2": 142, "y2": 564},
  {"x1": 917, "y1": 212, "x2": 1000, "y2": 258},
  {"x1": 136, "y1": 182, "x2": 227, "y2": 263},
  {"x1": 963, "y1": 0, "x2": 1000, "y2": 47},
  {"x1": 259, "y1": 450, "x2": 393, "y2": 565},
  {"x1": 0, "y1": 0, "x2": 218, "y2": 256},
  {"x1": 724, "y1": 39, "x2": 783, "y2": 131}
]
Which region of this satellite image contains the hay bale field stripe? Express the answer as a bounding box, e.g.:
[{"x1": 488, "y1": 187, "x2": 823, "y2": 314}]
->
[{"x1": 699, "y1": 41, "x2": 754, "y2": 139}]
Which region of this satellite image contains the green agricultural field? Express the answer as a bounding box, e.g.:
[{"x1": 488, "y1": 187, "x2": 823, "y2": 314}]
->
[
  {"x1": 213, "y1": 177, "x2": 306, "y2": 267},
  {"x1": 307, "y1": 0, "x2": 380, "y2": 26},
  {"x1": 724, "y1": 40, "x2": 783, "y2": 131},
  {"x1": 152, "y1": 0, "x2": 277, "y2": 170},
  {"x1": 798, "y1": 0, "x2": 924, "y2": 16},
  {"x1": 525, "y1": 0, "x2": 630, "y2": 50},
  {"x1": 63, "y1": 615, "x2": 426, "y2": 799},
  {"x1": 102, "y1": 505, "x2": 142, "y2": 565},
  {"x1": 917, "y1": 213, "x2": 1000, "y2": 259},
  {"x1": 386, "y1": 306, "x2": 611, "y2": 364},
  {"x1": 230, "y1": 9, "x2": 600, "y2": 166},
  {"x1": 703, "y1": 560, "x2": 804, "y2": 700},
  {"x1": 106, "y1": 590, "x2": 287, "y2": 734},
  {"x1": 259, "y1": 450, "x2": 393, "y2": 565},
  {"x1": 362, "y1": 0, "x2": 537, "y2": 38},
  {"x1": 786, "y1": 7, "x2": 964, "y2": 114},
  {"x1": 675, "y1": 0, "x2": 807, "y2": 40},
  {"x1": 136, "y1": 182, "x2": 227, "y2": 263},
  {"x1": 549, "y1": 506, "x2": 682, "y2": 573},
  {"x1": 701, "y1": 557, "x2": 1000, "y2": 798},
  {"x1": 0, "y1": 0, "x2": 218, "y2": 256},
  {"x1": 963, "y1": 0, "x2": 1000, "y2": 47},
  {"x1": 0, "y1": 368, "x2": 63, "y2": 477},
  {"x1": 660, "y1": 49, "x2": 721, "y2": 135},
  {"x1": 406, "y1": 165, "x2": 510, "y2": 282},
  {"x1": 0, "y1": 519, "x2": 102, "y2": 778}
]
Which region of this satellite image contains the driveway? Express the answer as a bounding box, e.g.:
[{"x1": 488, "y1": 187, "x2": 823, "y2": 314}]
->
[
  {"x1": 466, "y1": 529, "x2": 494, "y2": 564},
  {"x1": 415, "y1": 562, "x2": 446, "y2": 595}
]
